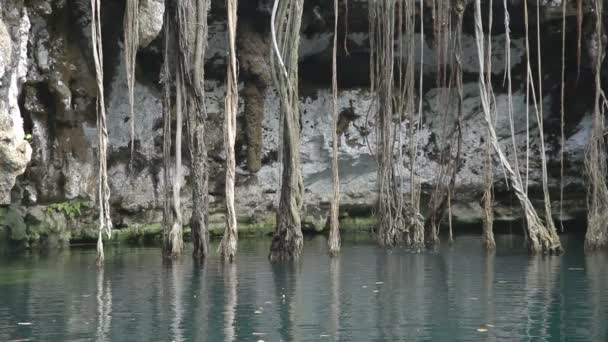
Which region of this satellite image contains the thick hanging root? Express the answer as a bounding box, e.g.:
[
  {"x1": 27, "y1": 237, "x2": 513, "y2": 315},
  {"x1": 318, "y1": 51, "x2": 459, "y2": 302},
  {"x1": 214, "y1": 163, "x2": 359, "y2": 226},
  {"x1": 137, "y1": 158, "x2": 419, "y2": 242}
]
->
[
  {"x1": 269, "y1": 0, "x2": 305, "y2": 261},
  {"x1": 161, "y1": 0, "x2": 211, "y2": 258},
  {"x1": 166, "y1": 70, "x2": 184, "y2": 257},
  {"x1": 219, "y1": 0, "x2": 239, "y2": 262}
]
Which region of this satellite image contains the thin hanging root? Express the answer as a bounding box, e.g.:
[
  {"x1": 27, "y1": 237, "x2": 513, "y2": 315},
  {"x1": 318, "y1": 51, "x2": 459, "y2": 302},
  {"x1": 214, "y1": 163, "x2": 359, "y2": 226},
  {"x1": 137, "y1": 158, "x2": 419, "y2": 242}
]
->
[
  {"x1": 425, "y1": 1, "x2": 458, "y2": 246},
  {"x1": 344, "y1": 0, "x2": 349, "y2": 56},
  {"x1": 124, "y1": 0, "x2": 139, "y2": 165},
  {"x1": 219, "y1": 0, "x2": 239, "y2": 262},
  {"x1": 503, "y1": 0, "x2": 522, "y2": 192},
  {"x1": 411, "y1": 0, "x2": 424, "y2": 249},
  {"x1": 328, "y1": 0, "x2": 340, "y2": 256},
  {"x1": 482, "y1": 0, "x2": 495, "y2": 251},
  {"x1": 91, "y1": 0, "x2": 112, "y2": 265},
  {"x1": 370, "y1": 0, "x2": 422, "y2": 248},
  {"x1": 560, "y1": 0, "x2": 566, "y2": 232},
  {"x1": 370, "y1": 0, "x2": 403, "y2": 247},
  {"x1": 474, "y1": 0, "x2": 561, "y2": 255},
  {"x1": 576, "y1": 0, "x2": 583, "y2": 83},
  {"x1": 449, "y1": 0, "x2": 468, "y2": 245}
]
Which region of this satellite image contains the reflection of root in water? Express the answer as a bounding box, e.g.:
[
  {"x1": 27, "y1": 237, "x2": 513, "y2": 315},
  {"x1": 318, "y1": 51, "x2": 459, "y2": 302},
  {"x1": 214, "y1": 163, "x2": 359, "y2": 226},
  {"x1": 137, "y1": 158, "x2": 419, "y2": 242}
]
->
[
  {"x1": 586, "y1": 251, "x2": 608, "y2": 340},
  {"x1": 96, "y1": 268, "x2": 112, "y2": 342},
  {"x1": 329, "y1": 257, "x2": 341, "y2": 340},
  {"x1": 170, "y1": 260, "x2": 184, "y2": 342},
  {"x1": 524, "y1": 256, "x2": 561, "y2": 340},
  {"x1": 223, "y1": 263, "x2": 238, "y2": 342},
  {"x1": 483, "y1": 253, "x2": 496, "y2": 342}
]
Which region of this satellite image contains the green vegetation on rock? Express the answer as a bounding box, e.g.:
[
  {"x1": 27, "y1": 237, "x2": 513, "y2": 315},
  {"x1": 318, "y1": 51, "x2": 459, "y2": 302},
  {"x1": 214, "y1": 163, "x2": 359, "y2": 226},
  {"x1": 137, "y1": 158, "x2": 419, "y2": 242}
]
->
[{"x1": 46, "y1": 200, "x2": 89, "y2": 219}]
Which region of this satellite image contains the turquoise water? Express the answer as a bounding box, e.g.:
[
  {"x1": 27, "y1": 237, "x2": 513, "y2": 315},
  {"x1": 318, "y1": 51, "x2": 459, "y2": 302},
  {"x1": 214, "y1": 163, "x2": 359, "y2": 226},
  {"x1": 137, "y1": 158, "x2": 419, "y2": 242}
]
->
[{"x1": 0, "y1": 234, "x2": 606, "y2": 341}]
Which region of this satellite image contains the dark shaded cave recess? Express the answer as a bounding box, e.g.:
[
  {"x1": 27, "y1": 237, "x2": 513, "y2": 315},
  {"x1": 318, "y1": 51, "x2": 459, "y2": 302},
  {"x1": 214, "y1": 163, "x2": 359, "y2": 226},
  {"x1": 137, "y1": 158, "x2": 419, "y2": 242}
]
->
[
  {"x1": 52, "y1": 0, "x2": 606, "y2": 147},
  {"x1": 298, "y1": 0, "x2": 607, "y2": 136}
]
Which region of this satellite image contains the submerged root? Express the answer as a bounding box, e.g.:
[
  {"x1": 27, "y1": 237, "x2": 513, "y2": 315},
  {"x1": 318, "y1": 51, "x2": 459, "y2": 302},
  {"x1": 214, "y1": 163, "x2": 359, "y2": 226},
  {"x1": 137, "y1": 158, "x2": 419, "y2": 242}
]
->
[
  {"x1": 269, "y1": 222, "x2": 303, "y2": 261},
  {"x1": 192, "y1": 216, "x2": 209, "y2": 259},
  {"x1": 96, "y1": 231, "x2": 105, "y2": 265},
  {"x1": 167, "y1": 220, "x2": 184, "y2": 257},
  {"x1": 219, "y1": 234, "x2": 238, "y2": 261},
  {"x1": 376, "y1": 198, "x2": 424, "y2": 250}
]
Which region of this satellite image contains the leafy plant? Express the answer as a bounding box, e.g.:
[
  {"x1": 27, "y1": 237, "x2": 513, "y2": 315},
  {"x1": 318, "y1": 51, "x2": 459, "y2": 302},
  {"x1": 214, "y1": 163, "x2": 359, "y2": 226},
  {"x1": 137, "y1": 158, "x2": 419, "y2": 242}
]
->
[{"x1": 46, "y1": 200, "x2": 89, "y2": 219}]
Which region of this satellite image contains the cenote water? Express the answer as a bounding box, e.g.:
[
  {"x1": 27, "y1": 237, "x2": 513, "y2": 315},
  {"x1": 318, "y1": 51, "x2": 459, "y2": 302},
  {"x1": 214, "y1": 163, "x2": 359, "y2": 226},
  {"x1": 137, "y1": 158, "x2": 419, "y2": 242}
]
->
[{"x1": 0, "y1": 233, "x2": 607, "y2": 341}]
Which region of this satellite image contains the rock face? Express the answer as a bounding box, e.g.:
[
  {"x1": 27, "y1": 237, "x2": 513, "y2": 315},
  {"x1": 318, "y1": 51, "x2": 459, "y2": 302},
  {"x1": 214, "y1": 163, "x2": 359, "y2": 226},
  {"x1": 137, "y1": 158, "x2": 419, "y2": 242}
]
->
[
  {"x1": 0, "y1": 19, "x2": 11, "y2": 79},
  {"x1": 0, "y1": 0, "x2": 597, "y2": 245},
  {"x1": 138, "y1": 0, "x2": 164, "y2": 48},
  {"x1": 0, "y1": 2, "x2": 33, "y2": 205}
]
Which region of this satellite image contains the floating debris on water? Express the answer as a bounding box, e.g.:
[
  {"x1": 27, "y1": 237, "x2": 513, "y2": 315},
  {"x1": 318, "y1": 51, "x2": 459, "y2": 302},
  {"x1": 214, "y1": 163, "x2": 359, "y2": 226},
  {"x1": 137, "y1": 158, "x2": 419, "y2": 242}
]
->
[
  {"x1": 469, "y1": 297, "x2": 478, "y2": 300},
  {"x1": 17, "y1": 322, "x2": 32, "y2": 326},
  {"x1": 375, "y1": 281, "x2": 384, "y2": 285},
  {"x1": 486, "y1": 324, "x2": 495, "y2": 328},
  {"x1": 373, "y1": 290, "x2": 379, "y2": 293},
  {"x1": 252, "y1": 332, "x2": 266, "y2": 336},
  {"x1": 477, "y1": 328, "x2": 488, "y2": 332},
  {"x1": 362, "y1": 285, "x2": 368, "y2": 288},
  {"x1": 320, "y1": 334, "x2": 330, "y2": 338},
  {"x1": 254, "y1": 310, "x2": 262, "y2": 314}
]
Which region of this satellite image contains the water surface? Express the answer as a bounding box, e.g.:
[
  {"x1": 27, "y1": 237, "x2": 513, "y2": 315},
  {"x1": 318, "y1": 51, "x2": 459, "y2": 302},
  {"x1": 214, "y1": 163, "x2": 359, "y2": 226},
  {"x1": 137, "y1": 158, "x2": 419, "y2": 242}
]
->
[{"x1": 0, "y1": 234, "x2": 606, "y2": 341}]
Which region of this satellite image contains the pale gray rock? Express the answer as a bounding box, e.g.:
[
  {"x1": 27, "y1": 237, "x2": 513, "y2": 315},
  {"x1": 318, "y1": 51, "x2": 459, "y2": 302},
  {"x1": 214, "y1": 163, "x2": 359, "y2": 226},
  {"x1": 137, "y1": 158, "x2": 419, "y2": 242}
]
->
[{"x1": 138, "y1": 0, "x2": 165, "y2": 48}]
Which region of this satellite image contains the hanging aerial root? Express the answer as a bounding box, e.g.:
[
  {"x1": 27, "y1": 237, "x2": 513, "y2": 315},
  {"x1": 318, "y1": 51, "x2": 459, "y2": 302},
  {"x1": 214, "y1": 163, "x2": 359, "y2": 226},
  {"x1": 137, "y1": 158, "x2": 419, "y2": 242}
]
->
[
  {"x1": 269, "y1": 0, "x2": 305, "y2": 261},
  {"x1": 91, "y1": 0, "x2": 112, "y2": 265},
  {"x1": 219, "y1": 0, "x2": 239, "y2": 262},
  {"x1": 124, "y1": 0, "x2": 139, "y2": 165},
  {"x1": 370, "y1": 0, "x2": 401, "y2": 247},
  {"x1": 328, "y1": 0, "x2": 341, "y2": 257},
  {"x1": 369, "y1": 0, "x2": 423, "y2": 249},
  {"x1": 584, "y1": 0, "x2": 608, "y2": 251},
  {"x1": 425, "y1": 0, "x2": 459, "y2": 247},
  {"x1": 161, "y1": 4, "x2": 173, "y2": 256},
  {"x1": 167, "y1": 70, "x2": 184, "y2": 257},
  {"x1": 576, "y1": 0, "x2": 583, "y2": 84},
  {"x1": 474, "y1": 0, "x2": 561, "y2": 255},
  {"x1": 559, "y1": 0, "x2": 567, "y2": 233},
  {"x1": 161, "y1": 0, "x2": 212, "y2": 258}
]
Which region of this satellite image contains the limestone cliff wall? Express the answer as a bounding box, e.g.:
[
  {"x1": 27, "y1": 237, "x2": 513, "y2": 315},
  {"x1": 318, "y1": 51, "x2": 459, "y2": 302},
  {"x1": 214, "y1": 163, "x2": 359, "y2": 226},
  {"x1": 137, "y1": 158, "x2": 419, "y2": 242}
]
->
[{"x1": 0, "y1": 0, "x2": 598, "y2": 246}]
